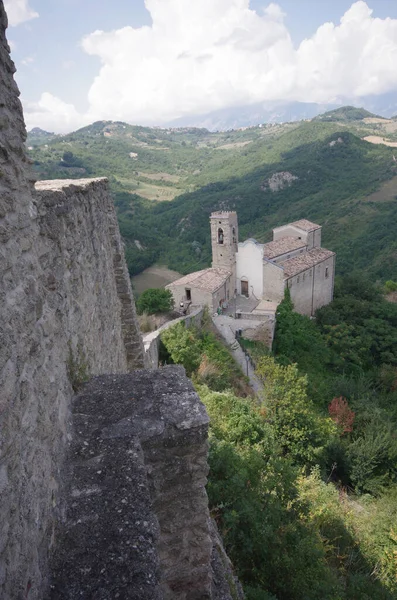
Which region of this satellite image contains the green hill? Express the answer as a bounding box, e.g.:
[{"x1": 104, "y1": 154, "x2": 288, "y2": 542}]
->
[
  {"x1": 27, "y1": 110, "x2": 397, "y2": 279},
  {"x1": 313, "y1": 106, "x2": 379, "y2": 122}
]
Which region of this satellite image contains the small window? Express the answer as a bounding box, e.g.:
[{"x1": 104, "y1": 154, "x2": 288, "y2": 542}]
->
[
  {"x1": 325, "y1": 267, "x2": 329, "y2": 279},
  {"x1": 232, "y1": 226, "x2": 236, "y2": 243},
  {"x1": 297, "y1": 276, "x2": 300, "y2": 283},
  {"x1": 218, "y1": 228, "x2": 224, "y2": 244},
  {"x1": 287, "y1": 254, "x2": 291, "y2": 259},
  {"x1": 185, "y1": 289, "x2": 191, "y2": 301}
]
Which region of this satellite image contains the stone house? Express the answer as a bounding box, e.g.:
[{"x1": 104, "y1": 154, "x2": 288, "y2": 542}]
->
[{"x1": 167, "y1": 213, "x2": 335, "y2": 316}]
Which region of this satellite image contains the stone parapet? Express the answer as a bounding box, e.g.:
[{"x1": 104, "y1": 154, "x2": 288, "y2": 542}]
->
[{"x1": 48, "y1": 367, "x2": 213, "y2": 599}]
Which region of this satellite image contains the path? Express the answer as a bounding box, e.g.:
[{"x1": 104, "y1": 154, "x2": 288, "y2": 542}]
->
[{"x1": 211, "y1": 314, "x2": 264, "y2": 397}]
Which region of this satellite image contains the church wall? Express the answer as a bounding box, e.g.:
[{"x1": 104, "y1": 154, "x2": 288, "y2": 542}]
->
[
  {"x1": 262, "y1": 261, "x2": 285, "y2": 303},
  {"x1": 273, "y1": 224, "x2": 322, "y2": 249},
  {"x1": 168, "y1": 276, "x2": 233, "y2": 314},
  {"x1": 313, "y1": 227, "x2": 322, "y2": 248},
  {"x1": 287, "y1": 269, "x2": 316, "y2": 316},
  {"x1": 287, "y1": 255, "x2": 335, "y2": 316},
  {"x1": 312, "y1": 255, "x2": 335, "y2": 313},
  {"x1": 210, "y1": 211, "x2": 238, "y2": 276},
  {"x1": 273, "y1": 224, "x2": 308, "y2": 243},
  {"x1": 213, "y1": 277, "x2": 234, "y2": 309},
  {"x1": 236, "y1": 240, "x2": 263, "y2": 298},
  {"x1": 167, "y1": 282, "x2": 213, "y2": 312}
]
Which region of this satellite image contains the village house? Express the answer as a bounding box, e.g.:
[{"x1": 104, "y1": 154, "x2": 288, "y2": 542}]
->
[{"x1": 166, "y1": 212, "x2": 335, "y2": 317}]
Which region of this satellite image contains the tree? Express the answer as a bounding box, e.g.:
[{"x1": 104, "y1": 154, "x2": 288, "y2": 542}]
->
[
  {"x1": 255, "y1": 356, "x2": 336, "y2": 465},
  {"x1": 160, "y1": 322, "x2": 202, "y2": 375},
  {"x1": 328, "y1": 396, "x2": 355, "y2": 434},
  {"x1": 136, "y1": 287, "x2": 174, "y2": 315}
]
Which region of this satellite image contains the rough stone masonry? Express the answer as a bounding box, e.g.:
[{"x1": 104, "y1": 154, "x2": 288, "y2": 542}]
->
[{"x1": 0, "y1": 3, "x2": 243, "y2": 599}]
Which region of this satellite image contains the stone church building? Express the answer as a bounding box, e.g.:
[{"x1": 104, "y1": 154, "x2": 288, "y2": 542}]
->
[{"x1": 167, "y1": 211, "x2": 335, "y2": 317}]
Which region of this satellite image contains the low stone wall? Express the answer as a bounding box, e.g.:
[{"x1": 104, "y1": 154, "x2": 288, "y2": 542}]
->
[
  {"x1": 237, "y1": 311, "x2": 274, "y2": 322},
  {"x1": 144, "y1": 307, "x2": 204, "y2": 368}
]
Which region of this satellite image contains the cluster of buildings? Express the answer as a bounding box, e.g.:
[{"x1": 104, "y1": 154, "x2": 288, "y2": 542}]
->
[{"x1": 167, "y1": 211, "x2": 335, "y2": 317}]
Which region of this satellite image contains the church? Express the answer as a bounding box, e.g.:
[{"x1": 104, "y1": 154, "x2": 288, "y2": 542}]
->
[{"x1": 166, "y1": 211, "x2": 335, "y2": 317}]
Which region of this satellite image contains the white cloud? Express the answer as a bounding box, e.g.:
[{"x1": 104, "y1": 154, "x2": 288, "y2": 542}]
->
[
  {"x1": 21, "y1": 55, "x2": 34, "y2": 66},
  {"x1": 23, "y1": 93, "x2": 88, "y2": 133},
  {"x1": 22, "y1": 1, "x2": 397, "y2": 131},
  {"x1": 4, "y1": 0, "x2": 38, "y2": 27}
]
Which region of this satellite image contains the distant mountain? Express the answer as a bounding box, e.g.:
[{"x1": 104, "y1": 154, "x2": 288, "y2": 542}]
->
[
  {"x1": 29, "y1": 127, "x2": 54, "y2": 136},
  {"x1": 27, "y1": 127, "x2": 60, "y2": 147},
  {"x1": 313, "y1": 106, "x2": 380, "y2": 122},
  {"x1": 167, "y1": 101, "x2": 340, "y2": 131},
  {"x1": 165, "y1": 93, "x2": 397, "y2": 131}
]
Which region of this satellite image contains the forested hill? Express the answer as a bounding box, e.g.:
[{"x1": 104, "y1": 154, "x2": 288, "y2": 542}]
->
[{"x1": 27, "y1": 112, "x2": 397, "y2": 279}]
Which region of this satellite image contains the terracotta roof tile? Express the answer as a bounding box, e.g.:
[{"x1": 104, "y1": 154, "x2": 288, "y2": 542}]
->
[
  {"x1": 166, "y1": 268, "x2": 231, "y2": 293},
  {"x1": 263, "y1": 237, "x2": 306, "y2": 259},
  {"x1": 282, "y1": 248, "x2": 334, "y2": 278},
  {"x1": 288, "y1": 219, "x2": 321, "y2": 231}
]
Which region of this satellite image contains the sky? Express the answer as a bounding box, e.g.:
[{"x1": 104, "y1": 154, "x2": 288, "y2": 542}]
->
[{"x1": 5, "y1": 0, "x2": 397, "y2": 132}]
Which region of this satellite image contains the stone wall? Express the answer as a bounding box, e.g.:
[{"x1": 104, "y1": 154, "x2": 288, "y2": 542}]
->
[
  {"x1": 287, "y1": 255, "x2": 335, "y2": 316},
  {"x1": 0, "y1": 6, "x2": 243, "y2": 599},
  {"x1": 49, "y1": 368, "x2": 242, "y2": 600},
  {"x1": 0, "y1": 6, "x2": 144, "y2": 594},
  {"x1": 35, "y1": 178, "x2": 144, "y2": 372}
]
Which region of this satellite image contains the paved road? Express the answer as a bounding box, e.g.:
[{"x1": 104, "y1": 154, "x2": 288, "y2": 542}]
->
[{"x1": 211, "y1": 314, "x2": 264, "y2": 397}]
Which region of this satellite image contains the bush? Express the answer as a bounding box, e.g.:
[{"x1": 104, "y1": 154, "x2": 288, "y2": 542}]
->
[
  {"x1": 161, "y1": 322, "x2": 202, "y2": 375},
  {"x1": 384, "y1": 280, "x2": 397, "y2": 293},
  {"x1": 136, "y1": 287, "x2": 174, "y2": 315}
]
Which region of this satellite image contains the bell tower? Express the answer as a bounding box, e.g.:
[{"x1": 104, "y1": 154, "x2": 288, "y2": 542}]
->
[{"x1": 210, "y1": 211, "x2": 238, "y2": 281}]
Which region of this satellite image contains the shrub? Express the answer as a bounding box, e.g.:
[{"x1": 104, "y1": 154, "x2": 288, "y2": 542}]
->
[
  {"x1": 161, "y1": 322, "x2": 202, "y2": 375},
  {"x1": 136, "y1": 287, "x2": 174, "y2": 314},
  {"x1": 328, "y1": 396, "x2": 355, "y2": 434},
  {"x1": 384, "y1": 280, "x2": 397, "y2": 293}
]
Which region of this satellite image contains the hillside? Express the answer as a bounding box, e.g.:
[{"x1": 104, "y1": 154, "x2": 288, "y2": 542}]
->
[
  {"x1": 313, "y1": 106, "x2": 379, "y2": 122},
  {"x1": 27, "y1": 111, "x2": 397, "y2": 279}
]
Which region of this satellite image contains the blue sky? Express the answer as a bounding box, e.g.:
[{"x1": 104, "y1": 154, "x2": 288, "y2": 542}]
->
[{"x1": 5, "y1": 1, "x2": 397, "y2": 131}]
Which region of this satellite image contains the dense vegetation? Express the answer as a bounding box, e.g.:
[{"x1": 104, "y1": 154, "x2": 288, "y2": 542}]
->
[
  {"x1": 136, "y1": 288, "x2": 174, "y2": 315},
  {"x1": 160, "y1": 279, "x2": 397, "y2": 600},
  {"x1": 28, "y1": 111, "x2": 397, "y2": 279}
]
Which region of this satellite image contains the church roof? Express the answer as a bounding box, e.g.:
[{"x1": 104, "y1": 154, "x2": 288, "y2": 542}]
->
[
  {"x1": 167, "y1": 268, "x2": 232, "y2": 293},
  {"x1": 282, "y1": 248, "x2": 335, "y2": 278},
  {"x1": 262, "y1": 237, "x2": 306, "y2": 259},
  {"x1": 288, "y1": 219, "x2": 321, "y2": 232}
]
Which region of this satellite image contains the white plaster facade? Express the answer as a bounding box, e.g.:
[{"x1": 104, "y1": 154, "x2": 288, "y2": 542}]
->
[{"x1": 236, "y1": 239, "x2": 264, "y2": 299}]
